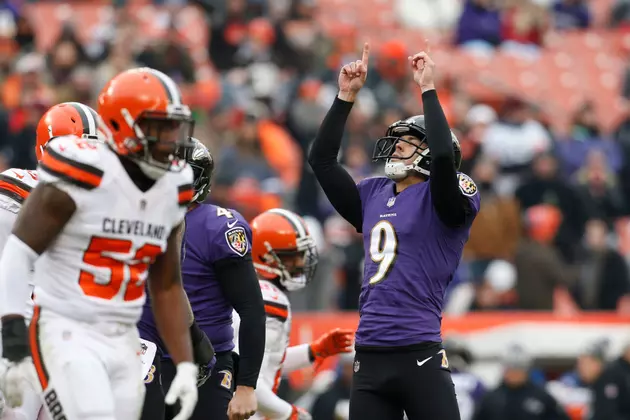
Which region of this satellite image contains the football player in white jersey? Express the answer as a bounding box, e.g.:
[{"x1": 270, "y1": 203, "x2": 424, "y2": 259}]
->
[
  {"x1": 0, "y1": 68, "x2": 200, "y2": 420},
  {"x1": 0, "y1": 101, "x2": 100, "y2": 420},
  {"x1": 233, "y1": 209, "x2": 354, "y2": 420}
]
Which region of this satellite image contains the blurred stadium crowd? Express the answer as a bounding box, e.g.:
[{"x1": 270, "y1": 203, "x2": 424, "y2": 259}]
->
[{"x1": 2, "y1": 0, "x2": 630, "y2": 418}]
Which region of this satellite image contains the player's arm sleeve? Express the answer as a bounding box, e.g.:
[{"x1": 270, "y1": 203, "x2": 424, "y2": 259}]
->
[
  {"x1": 0, "y1": 208, "x2": 17, "y2": 254},
  {"x1": 307, "y1": 97, "x2": 363, "y2": 232},
  {"x1": 282, "y1": 344, "x2": 312, "y2": 373},
  {"x1": 255, "y1": 317, "x2": 294, "y2": 419},
  {"x1": 422, "y1": 89, "x2": 475, "y2": 228},
  {"x1": 0, "y1": 235, "x2": 37, "y2": 318},
  {"x1": 37, "y1": 136, "x2": 104, "y2": 208},
  {"x1": 214, "y1": 254, "x2": 266, "y2": 388}
]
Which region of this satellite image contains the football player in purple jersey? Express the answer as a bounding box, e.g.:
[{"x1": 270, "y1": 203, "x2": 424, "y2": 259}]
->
[
  {"x1": 139, "y1": 138, "x2": 265, "y2": 420},
  {"x1": 308, "y1": 42, "x2": 480, "y2": 420}
]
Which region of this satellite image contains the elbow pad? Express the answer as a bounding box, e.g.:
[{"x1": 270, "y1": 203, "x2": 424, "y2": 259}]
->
[{"x1": 190, "y1": 320, "x2": 215, "y2": 366}]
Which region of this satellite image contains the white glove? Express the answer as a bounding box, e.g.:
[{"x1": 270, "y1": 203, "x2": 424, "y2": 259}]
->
[
  {"x1": 165, "y1": 361, "x2": 198, "y2": 420},
  {"x1": 0, "y1": 358, "x2": 40, "y2": 408}
]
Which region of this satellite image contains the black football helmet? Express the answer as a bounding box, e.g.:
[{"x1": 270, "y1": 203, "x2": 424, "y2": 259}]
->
[
  {"x1": 180, "y1": 137, "x2": 214, "y2": 203},
  {"x1": 372, "y1": 115, "x2": 462, "y2": 179}
]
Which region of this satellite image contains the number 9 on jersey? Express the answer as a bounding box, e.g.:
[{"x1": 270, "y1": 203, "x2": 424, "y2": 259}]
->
[{"x1": 368, "y1": 221, "x2": 398, "y2": 285}]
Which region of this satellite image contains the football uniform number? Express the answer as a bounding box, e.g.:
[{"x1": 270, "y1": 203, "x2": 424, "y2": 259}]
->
[
  {"x1": 368, "y1": 221, "x2": 398, "y2": 285},
  {"x1": 79, "y1": 237, "x2": 162, "y2": 301},
  {"x1": 216, "y1": 207, "x2": 234, "y2": 218},
  {"x1": 73, "y1": 137, "x2": 98, "y2": 150}
]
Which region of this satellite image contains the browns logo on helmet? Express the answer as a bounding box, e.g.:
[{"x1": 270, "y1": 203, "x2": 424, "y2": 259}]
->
[
  {"x1": 97, "y1": 67, "x2": 195, "y2": 178},
  {"x1": 250, "y1": 208, "x2": 318, "y2": 291},
  {"x1": 35, "y1": 102, "x2": 100, "y2": 161}
]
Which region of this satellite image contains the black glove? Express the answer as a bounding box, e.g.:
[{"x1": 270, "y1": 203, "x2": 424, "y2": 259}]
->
[
  {"x1": 1, "y1": 316, "x2": 29, "y2": 363},
  {"x1": 190, "y1": 320, "x2": 214, "y2": 387}
]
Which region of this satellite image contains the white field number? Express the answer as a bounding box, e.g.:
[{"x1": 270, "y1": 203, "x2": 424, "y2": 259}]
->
[{"x1": 368, "y1": 221, "x2": 398, "y2": 285}]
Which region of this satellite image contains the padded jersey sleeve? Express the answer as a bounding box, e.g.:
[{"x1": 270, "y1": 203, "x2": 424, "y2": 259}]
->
[
  {"x1": 422, "y1": 90, "x2": 479, "y2": 228},
  {"x1": 307, "y1": 97, "x2": 363, "y2": 232},
  {"x1": 0, "y1": 169, "x2": 38, "y2": 212},
  {"x1": 205, "y1": 207, "x2": 253, "y2": 262},
  {"x1": 37, "y1": 135, "x2": 106, "y2": 209},
  {"x1": 172, "y1": 165, "x2": 194, "y2": 227}
]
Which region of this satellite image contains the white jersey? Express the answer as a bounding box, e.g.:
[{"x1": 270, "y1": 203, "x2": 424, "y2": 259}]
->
[
  {"x1": 0, "y1": 167, "x2": 39, "y2": 321},
  {"x1": 233, "y1": 280, "x2": 311, "y2": 420},
  {"x1": 33, "y1": 135, "x2": 193, "y2": 324}
]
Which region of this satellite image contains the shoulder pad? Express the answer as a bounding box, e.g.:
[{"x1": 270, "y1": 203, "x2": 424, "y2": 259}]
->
[
  {"x1": 457, "y1": 173, "x2": 478, "y2": 197},
  {"x1": 175, "y1": 165, "x2": 195, "y2": 207},
  {"x1": 259, "y1": 280, "x2": 289, "y2": 303},
  {"x1": 259, "y1": 280, "x2": 289, "y2": 322},
  {"x1": 0, "y1": 168, "x2": 39, "y2": 188},
  {"x1": 0, "y1": 168, "x2": 39, "y2": 204},
  {"x1": 39, "y1": 135, "x2": 105, "y2": 190}
]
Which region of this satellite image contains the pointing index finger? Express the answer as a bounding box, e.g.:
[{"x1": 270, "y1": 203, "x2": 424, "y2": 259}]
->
[{"x1": 361, "y1": 42, "x2": 370, "y2": 66}]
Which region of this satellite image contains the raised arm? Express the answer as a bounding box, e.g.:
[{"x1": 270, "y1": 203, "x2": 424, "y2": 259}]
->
[
  {"x1": 307, "y1": 43, "x2": 371, "y2": 232},
  {"x1": 409, "y1": 50, "x2": 475, "y2": 228}
]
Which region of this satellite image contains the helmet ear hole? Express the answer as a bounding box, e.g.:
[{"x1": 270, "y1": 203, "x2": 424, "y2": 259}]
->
[{"x1": 109, "y1": 119, "x2": 120, "y2": 131}]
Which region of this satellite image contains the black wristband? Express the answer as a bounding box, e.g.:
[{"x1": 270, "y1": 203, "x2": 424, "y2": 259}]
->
[{"x1": 1, "y1": 316, "x2": 29, "y2": 363}]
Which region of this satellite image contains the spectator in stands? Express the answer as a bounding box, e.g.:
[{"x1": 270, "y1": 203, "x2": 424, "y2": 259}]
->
[
  {"x1": 136, "y1": 21, "x2": 196, "y2": 87},
  {"x1": 363, "y1": 40, "x2": 411, "y2": 110},
  {"x1": 552, "y1": 0, "x2": 591, "y2": 30},
  {"x1": 208, "y1": 0, "x2": 256, "y2": 71},
  {"x1": 394, "y1": 0, "x2": 461, "y2": 30},
  {"x1": 573, "y1": 219, "x2": 630, "y2": 311},
  {"x1": 473, "y1": 259, "x2": 518, "y2": 311},
  {"x1": 501, "y1": 0, "x2": 550, "y2": 57},
  {"x1": 47, "y1": 23, "x2": 89, "y2": 86},
  {"x1": 556, "y1": 101, "x2": 623, "y2": 180},
  {"x1": 574, "y1": 150, "x2": 625, "y2": 226},
  {"x1": 514, "y1": 205, "x2": 576, "y2": 310},
  {"x1": 459, "y1": 104, "x2": 497, "y2": 174},
  {"x1": 473, "y1": 344, "x2": 570, "y2": 420},
  {"x1": 213, "y1": 104, "x2": 281, "y2": 206},
  {"x1": 589, "y1": 343, "x2": 630, "y2": 420},
  {"x1": 609, "y1": 0, "x2": 630, "y2": 28},
  {"x1": 465, "y1": 157, "x2": 522, "y2": 280},
  {"x1": 455, "y1": 0, "x2": 502, "y2": 53},
  {"x1": 515, "y1": 152, "x2": 589, "y2": 263},
  {"x1": 559, "y1": 338, "x2": 609, "y2": 389},
  {"x1": 482, "y1": 97, "x2": 552, "y2": 182}
]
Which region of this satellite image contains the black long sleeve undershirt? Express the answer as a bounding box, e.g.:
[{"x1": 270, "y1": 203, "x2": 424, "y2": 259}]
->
[
  {"x1": 422, "y1": 89, "x2": 473, "y2": 228},
  {"x1": 307, "y1": 97, "x2": 363, "y2": 232},
  {"x1": 214, "y1": 254, "x2": 265, "y2": 388}
]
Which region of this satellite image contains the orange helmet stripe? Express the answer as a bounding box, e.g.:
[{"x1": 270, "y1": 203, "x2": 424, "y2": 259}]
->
[
  {"x1": 67, "y1": 102, "x2": 98, "y2": 137},
  {"x1": 266, "y1": 208, "x2": 307, "y2": 240},
  {"x1": 146, "y1": 68, "x2": 183, "y2": 106}
]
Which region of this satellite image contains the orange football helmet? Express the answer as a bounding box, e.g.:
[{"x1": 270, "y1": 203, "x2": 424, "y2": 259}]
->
[
  {"x1": 251, "y1": 208, "x2": 318, "y2": 291},
  {"x1": 35, "y1": 102, "x2": 100, "y2": 161},
  {"x1": 97, "y1": 67, "x2": 194, "y2": 174}
]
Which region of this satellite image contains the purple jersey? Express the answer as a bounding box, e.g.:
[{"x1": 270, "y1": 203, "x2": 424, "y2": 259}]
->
[
  {"x1": 138, "y1": 204, "x2": 252, "y2": 354},
  {"x1": 356, "y1": 175, "x2": 480, "y2": 347}
]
